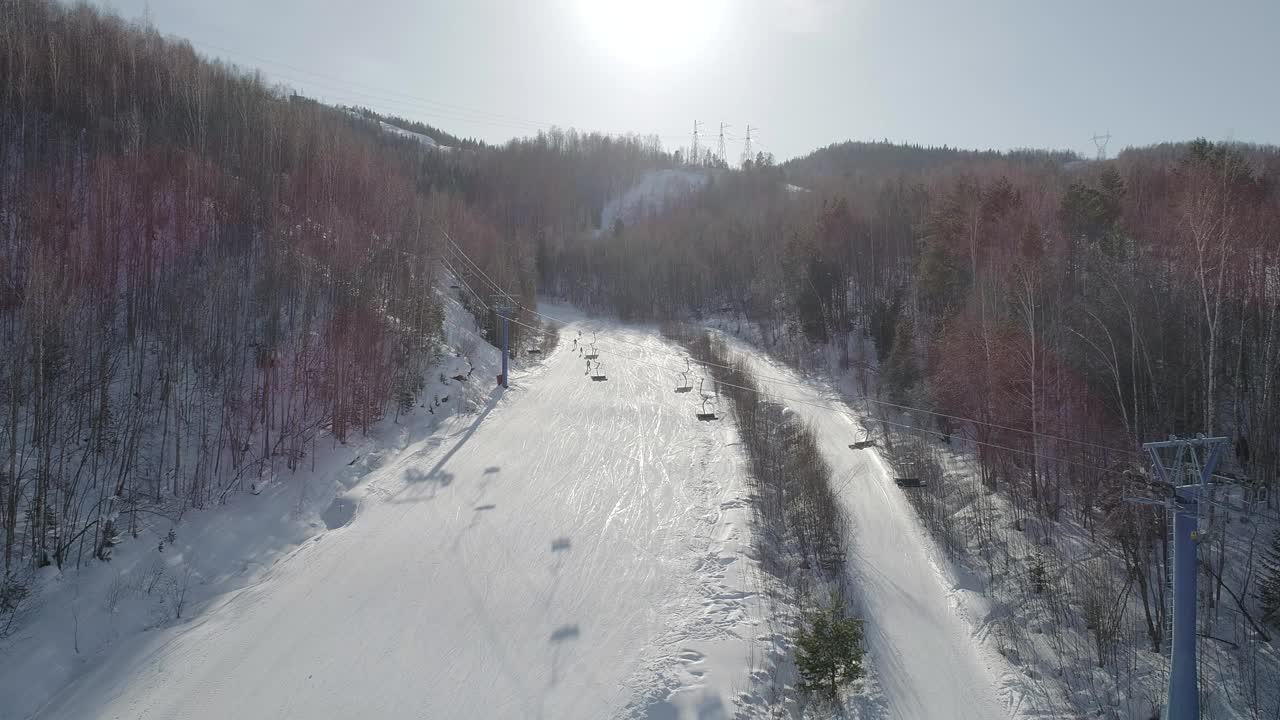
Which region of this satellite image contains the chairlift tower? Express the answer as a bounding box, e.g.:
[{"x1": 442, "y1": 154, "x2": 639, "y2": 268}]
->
[
  {"x1": 1139, "y1": 435, "x2": 1229, "y2": 720},
  {"x1": 491, "y1": 294, "x2": 514, "y2": 388}
]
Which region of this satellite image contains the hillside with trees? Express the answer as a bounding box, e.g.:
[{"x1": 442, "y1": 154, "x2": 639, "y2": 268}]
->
[
  {"x1": 543, "y1": 137, "x2": 1280, "y2": 716},
  {"x1": 3, "y1": 0, "x2": 1279, "y2": 715},
  {"x1": 0, "y1": 0, "x2": 527, "y2": 578}
]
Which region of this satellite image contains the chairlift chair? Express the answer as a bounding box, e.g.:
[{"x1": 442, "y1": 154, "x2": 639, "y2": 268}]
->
[
  {"x1": 584, "y1": 343, "x2": 599, "y2": 361},
  {"x1": 590, "y1": 361, "x2": 608, "y2": 381},
  {"x1": 849, "y1": 430, "x2": 875, "y2": 450},
  {"x1": 695, "y1": 397, "x2": 719, "y2": 421},
  {"x1": 675, "y1": 359, "x2": 693, "y2": 393},
  {"x1": 894, "y1": 478, "x2": 926, "y2": 489}
]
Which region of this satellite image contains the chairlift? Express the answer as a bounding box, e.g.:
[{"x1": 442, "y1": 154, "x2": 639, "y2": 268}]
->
[
  {"x1": 849, "y1": 429, "x2": 875, "y2": 450},
  {"x1": 894, "y1": 478, "x2": 927, "y2": 489},
  {"x1": 675, "y1": 358, "x2": 693, "y2": 393},
  {"x1": 695, "y1": 396, "x2": 719, "y2": 421},
  {"x1": 590, "y1": 361, "x2": 608, "y2": 381},
  {"x1": 584, "y1": 343, "x2": 599, "y2": 360}
]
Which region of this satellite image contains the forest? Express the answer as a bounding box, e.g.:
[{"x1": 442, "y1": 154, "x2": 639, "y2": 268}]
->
[
  {"x1": 3, "y1": 0, "x2": 1280, "y2": 715},
  {"x1": 541, "y1": 137, "x2": 1280, "y2": 714},
  {"x1": 0, "y1": 0, "x2": 686, "y2": 579}
]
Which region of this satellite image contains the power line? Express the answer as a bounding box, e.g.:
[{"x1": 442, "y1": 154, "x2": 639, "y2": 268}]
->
[
  {"x1": 431, "y1": 216, "x2": 1271, "y2": 481},
  {"x1": 459, "y1": 243, "x2": 1278, "y2": 485},
  {"x1": 441, "y1": 258, "x2": 490, "y2": 312},
  {"x1": 434, "y1": 253, "x2": 1273, "y2": 499},
  {"x1": 503, "y1": 297, "x2": 1147, "y2": 457},
  {"x1": 296, "y1": 217, "x2": 1276, "y2": 499},
  {"x1": 500, "y1": 310, "x2": 1143, "y2": 479},
  {"x1": 438, "y1": 226, "x2": 508, "y2": 299},
  {"x1": 434, "y1": 228, "x2": 1161, "y2": 458}
]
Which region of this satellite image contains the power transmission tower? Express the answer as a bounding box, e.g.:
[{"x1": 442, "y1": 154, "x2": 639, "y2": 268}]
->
[
  {"x1": 491, "y1": 294, "x2": 514, "y2": 388},
  {"x1": 691, "y1": 120, "x2": 703, "y2": 166},
  {"x1": 741, "y1": 124, "x2": 754, "y2": 167},
  {"x1": 717, "y1": 122, "x2": 730, "y2": 166},
  {"x1": 1091, "y1": 130, "x2": 1112, "y2": 161},
  {"x1": 1134, "y1": 435, "x2": 1229, "y2": 720}
]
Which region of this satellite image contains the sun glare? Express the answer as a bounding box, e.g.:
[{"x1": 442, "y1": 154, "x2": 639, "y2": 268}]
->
[{"x1": 577, "y1": 0, "x2": 725, "y2": 68}]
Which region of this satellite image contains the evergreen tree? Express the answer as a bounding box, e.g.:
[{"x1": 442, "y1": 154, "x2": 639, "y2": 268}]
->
[
  {"x1": 795, "y1": 604, "x2": 865, "y2": 699},
  {"x1": 883, "y1": 315, "x2": 918, "y2": 403}
]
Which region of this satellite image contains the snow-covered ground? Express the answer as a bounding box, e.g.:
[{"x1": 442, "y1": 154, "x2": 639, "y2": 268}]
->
[
  {"x1": 7, "y1": 298, "x2": 1048, "y2": 720},
  {"x1": 599, "y1": 169, "x2": 708, "y2": 235},
  {"x1": 378, "y1": 120, "x2": 446, "y2": 149},
  {"x1": 718, "y1": 333, "x2": 1022, "y2": 719},
  {"x1": 18, "y1": 307, "x2": 775, "y2": 720}
]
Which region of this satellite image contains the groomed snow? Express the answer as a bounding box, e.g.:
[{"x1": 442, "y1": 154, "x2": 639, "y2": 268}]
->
[
  {"x1": 720, "y1": 334, "x2": 1018, "y2": 719},
  {"x1": 11, "y1": 301, "x2": 1030, "y2": 719},
  {"x1": 27, "y1": 309, "x2": 770, "y2": 720}
]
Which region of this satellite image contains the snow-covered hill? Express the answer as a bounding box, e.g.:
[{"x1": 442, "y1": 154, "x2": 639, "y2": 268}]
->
[
  {"x1": 10, "y1": 302, "x2": 1040, "y2": 719},
  {"x1": 27, "y1": 308, "x2": 776, "y2": 720},
  {"x1": 378, "y1": 120, "x2": 447, "y2": 149},
  {"x1": 599, "y1": 169, "x2": 708, "y2": 235}
]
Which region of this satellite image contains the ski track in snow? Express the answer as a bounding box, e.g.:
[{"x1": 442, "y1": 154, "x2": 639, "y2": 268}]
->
[
  {"x1": 722, "y1": 334, "x2": 1016, "y2": 720},
  {"x1": 28, "y1": 309, "x2": 1020, "y2": 720},
  {"x1": 33, "y1": 312, "x2": 763, "y2": 720}
]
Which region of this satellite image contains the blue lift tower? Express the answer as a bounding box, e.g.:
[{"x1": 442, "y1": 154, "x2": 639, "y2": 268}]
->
[{"x1": 1141, "y1": 435, "x2": 1228, "y2": 720}]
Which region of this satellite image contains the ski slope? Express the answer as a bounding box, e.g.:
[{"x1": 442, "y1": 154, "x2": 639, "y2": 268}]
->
[
  {"x1": 33, "y1": 314, "x2": 765, "y2": 720},
  {"x1": 598, "y1": 169, "x2": 708, "y2": 235},
  {"x1": 378, "y1": 120, "x2": 446, "y2": 149},
  {"x1": 27, "y1": 308, "x2": 1019, "y2": 720},
  {"x1": 723, "y1": 335, "x2": 1016, "y2": 719}
]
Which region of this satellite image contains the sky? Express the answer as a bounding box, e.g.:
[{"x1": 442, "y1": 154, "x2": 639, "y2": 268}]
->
[{"x1": 95, "y1": 0, "x2": 1280, "y2": 160}]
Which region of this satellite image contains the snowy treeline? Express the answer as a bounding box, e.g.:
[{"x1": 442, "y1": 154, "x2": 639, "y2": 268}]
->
[
  {"x1": 0, "y1": 0, "x2": 514, "y2": 597},
  {"x1": 0, "y1": 0, "x2": 701, "y2": 638}
]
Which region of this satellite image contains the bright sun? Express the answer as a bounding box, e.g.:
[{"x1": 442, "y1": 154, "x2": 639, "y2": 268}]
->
[{"x1": 577, "y1": 0, "x2": 725, "y2": 68}]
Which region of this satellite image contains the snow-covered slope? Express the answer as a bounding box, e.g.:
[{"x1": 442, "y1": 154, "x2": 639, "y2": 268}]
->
[
  {"x1": 31, "y1": 309, "x2": 770, "y2": 720},
  {"x1": 599, "y1": 169, "x2": 708, "y2": 235},
  {"x1": 378, "y1": 120, "x2": 445, "y2": 148},
  {"x1": 720, "y1": 334, "x2": 1020, "y2": 719},
  {"x1": 17, "y1": 301, "x2": 1031, "y2": 719},
  {"x1": 0, "y1": 292, "x2": 493, "y2": 720}
]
